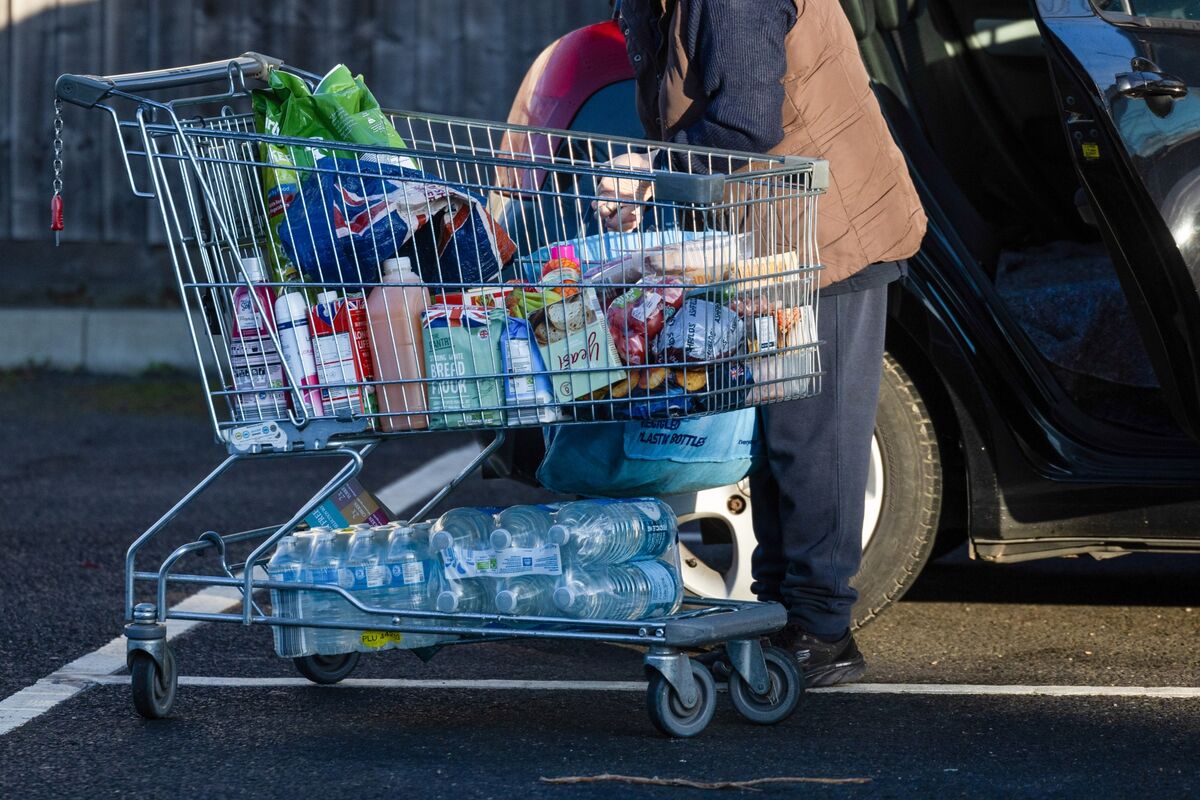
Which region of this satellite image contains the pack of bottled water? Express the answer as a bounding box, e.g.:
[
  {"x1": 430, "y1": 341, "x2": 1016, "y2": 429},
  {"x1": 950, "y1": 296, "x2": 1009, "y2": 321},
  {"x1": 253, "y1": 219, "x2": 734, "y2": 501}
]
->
[
  {"x1": 429, "y1": 498, "x2": 684, "y2": 624},
  {"x1": 266, "y1": 498, "x2": 684, "y2": 658}
]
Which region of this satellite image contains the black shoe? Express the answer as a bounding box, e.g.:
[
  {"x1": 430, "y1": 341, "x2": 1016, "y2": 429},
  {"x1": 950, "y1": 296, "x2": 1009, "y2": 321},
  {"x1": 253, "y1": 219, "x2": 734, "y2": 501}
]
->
[{"x1": 771, "y1": 625, "x2": 866, "y2": 687}]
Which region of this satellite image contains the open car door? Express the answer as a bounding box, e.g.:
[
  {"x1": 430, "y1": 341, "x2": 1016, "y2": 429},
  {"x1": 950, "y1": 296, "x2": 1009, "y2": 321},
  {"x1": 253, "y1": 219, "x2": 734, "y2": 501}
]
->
[{"x1": 1034, "y1": 0, "x2": 1200, "y2": 440}]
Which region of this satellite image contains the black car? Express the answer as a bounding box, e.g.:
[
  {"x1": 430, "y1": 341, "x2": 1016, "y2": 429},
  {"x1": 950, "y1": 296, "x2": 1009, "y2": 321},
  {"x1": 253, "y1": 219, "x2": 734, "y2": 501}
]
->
[{"x1": 491, "y1": 0, "x2": 1200, "y2": 626}]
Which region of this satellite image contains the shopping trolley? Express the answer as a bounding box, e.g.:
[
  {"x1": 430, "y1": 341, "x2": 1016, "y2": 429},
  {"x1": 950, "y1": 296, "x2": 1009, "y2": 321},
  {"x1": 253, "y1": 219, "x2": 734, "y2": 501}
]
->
[{"x1": 55, "y1": 53, "x2": 826, "y2": 737}]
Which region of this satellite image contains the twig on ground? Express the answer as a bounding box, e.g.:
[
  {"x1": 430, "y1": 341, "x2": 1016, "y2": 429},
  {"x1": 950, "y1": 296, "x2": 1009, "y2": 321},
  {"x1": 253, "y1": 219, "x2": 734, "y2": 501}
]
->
[{"x1": 539, "y1": 773, "x2": 872, "y2": 791}]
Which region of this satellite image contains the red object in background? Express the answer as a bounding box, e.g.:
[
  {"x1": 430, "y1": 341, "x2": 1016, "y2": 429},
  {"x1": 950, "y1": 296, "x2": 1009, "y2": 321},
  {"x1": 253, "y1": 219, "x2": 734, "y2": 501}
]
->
[
  {"x1": 499, "y1": 21, "x2": 635, "y2": 191},
  {"x1": 50, "y1": 194, "x2": 64, "y2": 231}
]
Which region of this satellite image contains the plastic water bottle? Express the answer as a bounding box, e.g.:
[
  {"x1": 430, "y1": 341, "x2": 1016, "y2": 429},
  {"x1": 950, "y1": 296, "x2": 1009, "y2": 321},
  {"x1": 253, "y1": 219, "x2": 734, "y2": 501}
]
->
[
  {"x1": 436, "y1": 577, "x2": 495, "y2": 616},
  {"x1": 548, "y1": 499, "x2": 676, "y2": 565},
  {"x1": 429, "y1": 507, "x2": 496, "y2": 553},
  {"x1": 383, "y1": 525, "x2": 440, "y2": 649},
  {"x1": 345, "y1": 526, "x2": 393, "y2": 653},
  {"x1": 303, "y1": 529, "x2": 355, "y2": 654},
  {"x1": 494, "y1": 575, "x2": 557, "y2": 616},
  {"x1": 553, "y1": 560, "x2": 683, "y2": 620},
  {"x1": 267, "y1": 535, "x2": 311, "y2": 657},
  {"x1": 490, "y1": 504, "x2": 559, "y2": 550}
]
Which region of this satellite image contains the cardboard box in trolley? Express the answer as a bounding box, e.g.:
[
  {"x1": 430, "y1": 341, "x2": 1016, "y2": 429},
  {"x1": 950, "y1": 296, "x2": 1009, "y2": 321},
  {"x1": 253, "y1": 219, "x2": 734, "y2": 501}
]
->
[{"x1": 304, "y1": 477, "x2": 391, "y2": 529}]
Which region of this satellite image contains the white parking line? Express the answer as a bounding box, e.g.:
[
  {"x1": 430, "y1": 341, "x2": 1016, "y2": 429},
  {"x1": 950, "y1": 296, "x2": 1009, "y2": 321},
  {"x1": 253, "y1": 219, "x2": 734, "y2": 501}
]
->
[
  {"x1": 32, "y1": 674, "x2": 1200, "y2": 699},
  {"x1": 0, "y1": 584, "x2": 245, "y2": 737},
  {"x1": 0, "y1": 448, "x2": 474, "y2": 739},
  {"x1": 375, "y1": 444, "x2": 481, "y2": 516}
]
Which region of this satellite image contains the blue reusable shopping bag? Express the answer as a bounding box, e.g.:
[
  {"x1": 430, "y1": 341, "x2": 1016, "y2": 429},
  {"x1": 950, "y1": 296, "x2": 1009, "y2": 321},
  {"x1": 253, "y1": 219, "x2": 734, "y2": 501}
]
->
[{"x1": 536, "y1": 409, "x2": 762, "y2": 498}]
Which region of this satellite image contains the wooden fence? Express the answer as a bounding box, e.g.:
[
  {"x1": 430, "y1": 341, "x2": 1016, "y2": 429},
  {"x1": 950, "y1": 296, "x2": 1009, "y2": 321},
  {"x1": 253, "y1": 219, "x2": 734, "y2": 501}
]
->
[{"x1": 2, "y1": 0, "x2": 610, "y2": 245}]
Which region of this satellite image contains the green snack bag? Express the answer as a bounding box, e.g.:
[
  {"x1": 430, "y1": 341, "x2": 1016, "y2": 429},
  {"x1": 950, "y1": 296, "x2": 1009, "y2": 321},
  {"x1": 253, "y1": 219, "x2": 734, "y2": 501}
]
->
[
  {"x1": 252, "y1": 70, "x2": 330, "y2": 283},
  {"x1": 252, "y1": 65, "x2": 414, "y2": 283},
  {"x1": 312, "y1": 66, "x2": 414, "y2": 161}
]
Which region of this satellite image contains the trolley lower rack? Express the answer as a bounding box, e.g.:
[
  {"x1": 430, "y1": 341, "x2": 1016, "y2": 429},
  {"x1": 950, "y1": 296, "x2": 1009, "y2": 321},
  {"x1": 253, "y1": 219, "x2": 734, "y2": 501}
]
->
[{"x1": 126, "y1": 528, "x2": 801, "y2": 738}]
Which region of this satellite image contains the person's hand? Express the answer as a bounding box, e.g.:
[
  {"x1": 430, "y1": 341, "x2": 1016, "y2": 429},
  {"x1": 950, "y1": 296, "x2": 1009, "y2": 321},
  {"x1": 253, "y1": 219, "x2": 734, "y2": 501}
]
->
[{"x1": 593, "y1": 150, "x2": 656, "y2": 232}]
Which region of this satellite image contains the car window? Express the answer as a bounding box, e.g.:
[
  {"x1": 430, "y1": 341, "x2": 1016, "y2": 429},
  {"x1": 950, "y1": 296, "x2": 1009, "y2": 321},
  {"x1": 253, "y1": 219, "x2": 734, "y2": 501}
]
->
[{"x1": 1094, "y1": 1, "x2": 1200, "y2": 20}]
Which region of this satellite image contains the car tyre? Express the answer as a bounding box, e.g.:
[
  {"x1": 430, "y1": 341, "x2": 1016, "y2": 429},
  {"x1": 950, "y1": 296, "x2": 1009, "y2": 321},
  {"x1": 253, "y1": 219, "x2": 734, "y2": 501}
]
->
[{"x1": 850, "y1": 353, "x2": 942, "y2": 628}]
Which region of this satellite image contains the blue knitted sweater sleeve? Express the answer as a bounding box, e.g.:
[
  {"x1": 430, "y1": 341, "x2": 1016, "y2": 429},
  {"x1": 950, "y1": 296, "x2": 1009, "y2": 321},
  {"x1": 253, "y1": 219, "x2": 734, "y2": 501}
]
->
[{"x1": 667, "y1": 0, "x2": 797, "y2": 172}]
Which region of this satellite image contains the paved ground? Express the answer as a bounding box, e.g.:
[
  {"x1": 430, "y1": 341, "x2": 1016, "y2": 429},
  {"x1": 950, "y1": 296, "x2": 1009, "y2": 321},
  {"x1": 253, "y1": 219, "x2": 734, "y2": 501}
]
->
[{"x1": 2, "y1": 372, "x2": 1199, "y2": 798}]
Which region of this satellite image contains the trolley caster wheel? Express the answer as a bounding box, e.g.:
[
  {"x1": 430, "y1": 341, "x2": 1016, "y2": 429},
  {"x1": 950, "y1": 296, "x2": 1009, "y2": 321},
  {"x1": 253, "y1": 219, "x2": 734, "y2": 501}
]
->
[
  {"x1": 727, "y1": 646, "x2": 804, "y2": 725},
  {"x1": 293, "y1": 652, "x2": 360, "y2": 685},
  {"x1": 130, "y1": 647, "x2": 177, "y2": 720},
  {"x1": 646, "y1": 660, "x2": 717, "y2": 738}
]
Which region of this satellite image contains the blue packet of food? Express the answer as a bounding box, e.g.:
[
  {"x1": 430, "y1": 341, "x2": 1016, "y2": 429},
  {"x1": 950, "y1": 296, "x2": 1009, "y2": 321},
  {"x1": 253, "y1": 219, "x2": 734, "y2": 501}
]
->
[
  {"x1": 500, "y1": 316, "x2": 560, "y2": 424},
  {"x1": 614, "y1": 382, "x2": 695, "y2": 420}
]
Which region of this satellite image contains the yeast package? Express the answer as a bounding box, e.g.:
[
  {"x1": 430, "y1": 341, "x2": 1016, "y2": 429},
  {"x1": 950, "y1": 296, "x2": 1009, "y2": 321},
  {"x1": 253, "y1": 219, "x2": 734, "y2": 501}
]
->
[{"x1": 276, "y1": 156, "x2": 515, "y2": 289}]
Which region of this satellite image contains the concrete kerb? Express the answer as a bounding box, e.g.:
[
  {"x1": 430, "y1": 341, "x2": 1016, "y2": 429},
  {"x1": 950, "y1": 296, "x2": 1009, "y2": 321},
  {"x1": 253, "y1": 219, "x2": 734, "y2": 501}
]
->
[{"x1": 1, "y1": 308, "x2": 215, "y2": 374}]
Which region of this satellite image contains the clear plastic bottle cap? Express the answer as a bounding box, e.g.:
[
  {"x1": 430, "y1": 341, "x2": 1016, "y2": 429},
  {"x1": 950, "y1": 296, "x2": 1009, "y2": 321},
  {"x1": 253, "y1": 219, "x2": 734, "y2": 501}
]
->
[
  {"x1": 390, "y1": 525, "x2": 416, "y2": 542},
  {"x1": 495, "y1": 591, "x2": 517, "y2": 614},
  {"x1": 547, "y1": 524, "x2": 569, "y2": 546},
  {"x1": 553, "y1": 585, "x2": 575, "y2": 610},
  {"x1": 430, "y1": 530, "x2": 452, "y2": 551},
  {"x1": 435, "y1": 592, "x2": 458, "y2": 613},
  {"x1": 490, "y1": 529, "x2": 513, "y2": 550},
  {"x1": 315, "y1": 290, "x2": 340, "y2": 306},
  {"x1": 382, "y1": 256, "x2": 413, "y2": 278},
  {"x1": 240, "y1": 256, "x2": 267, "y2": 282}
]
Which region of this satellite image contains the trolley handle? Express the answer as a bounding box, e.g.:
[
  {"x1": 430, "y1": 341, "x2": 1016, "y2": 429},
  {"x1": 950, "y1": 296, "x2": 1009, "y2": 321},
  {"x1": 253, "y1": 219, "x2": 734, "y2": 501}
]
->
[{"x1": 55, "y1": 52, "x2": 283, "y2": 108}]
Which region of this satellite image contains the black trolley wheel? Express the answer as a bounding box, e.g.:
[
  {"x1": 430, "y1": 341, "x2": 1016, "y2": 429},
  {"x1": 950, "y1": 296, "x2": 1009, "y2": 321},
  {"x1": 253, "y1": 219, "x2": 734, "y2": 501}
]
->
[
  {"x1": 130, "y1": 647, "x2": 177, "y2": 719},
  {"x1": 293, "y1": 652, "x2": 360, "y2": 685},
  {"x1": 645, "y1": 660, "x2": 717, "y2": 738},
  {"x1": 727, "y1": 645, "x2": 804, "y2": 725}
]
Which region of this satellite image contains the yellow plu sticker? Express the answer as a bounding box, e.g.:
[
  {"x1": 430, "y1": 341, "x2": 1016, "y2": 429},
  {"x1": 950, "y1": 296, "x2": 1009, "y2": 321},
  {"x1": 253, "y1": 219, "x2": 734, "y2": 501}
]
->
[
  {"x1": 1081, "y1": 142, "x2": 1100, "y2": 160},
  {"x1": 360, "y1": 630, "x2": 404, "y2": 649}
]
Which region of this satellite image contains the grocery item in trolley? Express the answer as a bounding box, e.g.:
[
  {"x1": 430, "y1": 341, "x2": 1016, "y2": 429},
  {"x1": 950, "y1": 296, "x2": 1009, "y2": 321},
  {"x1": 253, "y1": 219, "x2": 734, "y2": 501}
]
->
[
  {"x1": 228, "y1": 256, "x2": 288, "y2": 421},
  {"x1": 425, "y1": 500, "x2": 683, "y2": 622},
  {"x1": 252, "y1": 65, "x2": 416, "y2": 283},
  {"x1": 304, "y1": 476, "x2": 391, "y2": 530},
  {"x1": 421, "y1": 304, "x2": 507, "y2": 430},
  {"x1": 277, "y1": 156, "x2": 513, "y2": 290},
  {"x1": 366, "y1": 256, "x2": 430, "y2": 431},
  {"x1": 273, "y1": 292, "x2": 326, "y2": 416},
  {"x1": 654, "y1": 298, "x2": 746, "y2": 364},
  {"x1": 499, "y1": 316, "x2": 559, "y2": 424},
  {"x1": 310, "y1": 290, "x2": 378, "y2": 420},
  {"x1": 526, "y1": 285, "x2": 626, "y2": 403},
  {"x1": 605, "y1": 276, "x2": 686, "y2": 366}
]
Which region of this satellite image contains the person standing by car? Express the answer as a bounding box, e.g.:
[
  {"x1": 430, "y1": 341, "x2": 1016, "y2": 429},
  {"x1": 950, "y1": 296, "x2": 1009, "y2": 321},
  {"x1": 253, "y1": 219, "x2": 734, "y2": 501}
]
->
[{"x1": 595, "y1": 0, "x2": 926, "y2": 686}]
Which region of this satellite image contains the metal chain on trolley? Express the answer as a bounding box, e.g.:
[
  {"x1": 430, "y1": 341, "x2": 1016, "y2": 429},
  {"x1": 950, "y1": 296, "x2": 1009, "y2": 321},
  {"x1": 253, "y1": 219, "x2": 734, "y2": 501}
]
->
[{"x1": 51, "y1": 98, "x2": 65, "y2": 246}]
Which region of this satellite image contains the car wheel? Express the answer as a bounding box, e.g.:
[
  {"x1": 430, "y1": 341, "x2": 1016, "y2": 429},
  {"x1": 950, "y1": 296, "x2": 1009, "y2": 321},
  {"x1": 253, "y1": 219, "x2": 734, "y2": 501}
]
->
[{"x1": 669, "y1": 352, "x2": 942, "y2": 629}]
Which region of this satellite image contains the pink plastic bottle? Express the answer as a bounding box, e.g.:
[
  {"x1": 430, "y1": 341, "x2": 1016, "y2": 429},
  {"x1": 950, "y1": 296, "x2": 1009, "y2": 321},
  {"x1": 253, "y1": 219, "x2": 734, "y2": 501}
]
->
[
  {"x1": 367, "y1": 257, "x2": 430, "y2": 431},
  {"x1": 229, "y1": 256, "x2": 287, "y2": 420}
]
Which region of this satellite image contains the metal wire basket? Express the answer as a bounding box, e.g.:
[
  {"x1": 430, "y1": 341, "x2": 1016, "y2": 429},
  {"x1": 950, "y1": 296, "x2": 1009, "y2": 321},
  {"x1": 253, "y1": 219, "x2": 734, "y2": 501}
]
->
[{"x1": 58, "y1": 53, "x2": 825, "y2": 452}]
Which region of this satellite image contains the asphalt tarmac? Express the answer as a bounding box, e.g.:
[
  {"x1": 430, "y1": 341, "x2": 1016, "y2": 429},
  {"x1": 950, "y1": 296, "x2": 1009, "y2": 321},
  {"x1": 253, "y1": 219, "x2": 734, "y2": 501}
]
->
[{"x1": 3, "y1": 372, "x2": 1198, "y2": 799}]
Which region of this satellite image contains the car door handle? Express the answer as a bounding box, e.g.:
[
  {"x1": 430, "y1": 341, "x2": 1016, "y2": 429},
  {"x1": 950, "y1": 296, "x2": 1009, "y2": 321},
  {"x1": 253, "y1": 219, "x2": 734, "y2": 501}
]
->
[{"x1": 1115, "y1": 70, "x2": 1188, "y2": 99}]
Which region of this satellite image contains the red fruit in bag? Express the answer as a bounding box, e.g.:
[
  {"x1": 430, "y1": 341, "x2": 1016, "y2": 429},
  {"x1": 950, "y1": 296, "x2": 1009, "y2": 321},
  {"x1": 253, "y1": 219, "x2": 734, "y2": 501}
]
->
[{"x1": 605, "y1": 277, "x2": 684, "y2": 365}]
